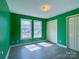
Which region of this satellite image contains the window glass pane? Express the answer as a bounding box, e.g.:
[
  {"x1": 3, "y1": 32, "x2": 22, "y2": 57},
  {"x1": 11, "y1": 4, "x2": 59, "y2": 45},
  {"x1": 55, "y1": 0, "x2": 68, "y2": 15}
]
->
[
  {"x1": 34, "y1": 21, "x2": 42, "y2": 38},
  {"x1": 21, "y1": 19, "x2": 32, "y2": 39}
]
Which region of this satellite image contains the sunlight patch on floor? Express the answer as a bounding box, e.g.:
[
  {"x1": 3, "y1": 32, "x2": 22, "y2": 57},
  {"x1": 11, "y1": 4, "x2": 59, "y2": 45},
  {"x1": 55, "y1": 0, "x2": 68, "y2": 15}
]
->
[
  {"x1": 37, "y1": 42, "x2": 52, "y2": 47},
  {"x1": 24, "y1": 44, "x2": 41, "y2": 51}
]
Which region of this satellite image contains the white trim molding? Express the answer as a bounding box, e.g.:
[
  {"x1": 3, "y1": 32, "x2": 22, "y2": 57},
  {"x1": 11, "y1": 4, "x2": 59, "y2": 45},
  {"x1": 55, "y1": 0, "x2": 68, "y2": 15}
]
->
[
  {"x1": 5, "y1": 48, "x2": 11, "y2": 59},
  {"x1": 11, "y1": 40, "x2": 46, "y2": 48},
  {"x1": 57, "y1": 43, "x2": 67, "y2": 48}
]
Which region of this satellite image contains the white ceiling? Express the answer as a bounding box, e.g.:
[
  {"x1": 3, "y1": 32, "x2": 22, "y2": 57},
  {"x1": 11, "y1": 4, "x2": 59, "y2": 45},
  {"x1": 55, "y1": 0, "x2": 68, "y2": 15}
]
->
[{"x1": 6, "y1": 0, "x2": 79, "y2": 18}]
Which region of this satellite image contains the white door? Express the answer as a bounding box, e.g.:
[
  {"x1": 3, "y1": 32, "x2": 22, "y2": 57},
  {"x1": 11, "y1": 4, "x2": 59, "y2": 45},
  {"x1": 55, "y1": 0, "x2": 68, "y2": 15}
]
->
[
  {"x1": 69, "y1": 17, "x2": 75, "y2": 50},
  {"x1": 47, "y1": 20, "x2": 57, "y2": 44},
  {"x1": 68, "y1": 15, "x2": 79, "y2": 52},
  {"x1": 78, "y1": 17, "x2": 79, "y2": 51},
  {"x1": 76, "y1": 16, "x2": 79, "y2": 51},
  {"x1": 74, "y1": 17, "x2": 77, "y2": 51}
]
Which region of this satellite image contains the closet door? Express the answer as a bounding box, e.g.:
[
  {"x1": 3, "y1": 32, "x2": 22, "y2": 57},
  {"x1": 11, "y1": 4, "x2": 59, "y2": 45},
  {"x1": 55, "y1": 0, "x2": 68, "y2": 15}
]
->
[
  {"x1": 76, "y1": 16, "x2": 79, "y2": 51},
  {"x1": 69, "y1": 17, "x2": 75, "y2": 50},
  {"x1": 68, "y1": 15, "x2": 79, "y2": 52},
  {"x1": 47, "y1": 20, "x2": 57, "y2": 44},
  {"x1": 74, "y1": 16, "x2": 79, "y2": 51},
  {"x1": 74, "y1": 17, "x2": 78, "y2": 51}
]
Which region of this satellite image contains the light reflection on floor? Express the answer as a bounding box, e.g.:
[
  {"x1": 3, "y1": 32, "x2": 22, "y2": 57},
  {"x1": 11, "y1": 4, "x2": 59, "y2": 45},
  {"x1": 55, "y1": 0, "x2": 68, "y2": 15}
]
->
[
  {"x1": 24, "y1": 44, "x2": 41, "y2": 51},
  {"x1": 37, "y1": 42, "x2": 52, "y2": 47},
  {"x1": 24, "y1": 42, "x2": 52, "y2": 51}
]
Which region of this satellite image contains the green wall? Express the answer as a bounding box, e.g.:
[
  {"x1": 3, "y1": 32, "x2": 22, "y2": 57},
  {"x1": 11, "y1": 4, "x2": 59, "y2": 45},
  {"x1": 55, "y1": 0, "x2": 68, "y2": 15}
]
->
[
  {"x1": 0, "y1": 0, "x2": 10, "y2": 59},
  {"x1": 47, "y1": 8, "x2": 79, "y2": 46},
  {"x1": 11, "y1": 13, "x2": 46, "y2": 45}
]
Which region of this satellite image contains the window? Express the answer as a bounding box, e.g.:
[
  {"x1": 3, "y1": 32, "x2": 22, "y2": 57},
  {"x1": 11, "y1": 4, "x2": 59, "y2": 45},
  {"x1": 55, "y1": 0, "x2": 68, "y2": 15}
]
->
[
  {"x1": 34, "y1": 21, "x2": 42, "y2": 38},
  {"x1": 21, "y1": 19, "x2": 32, "y2": 40}
]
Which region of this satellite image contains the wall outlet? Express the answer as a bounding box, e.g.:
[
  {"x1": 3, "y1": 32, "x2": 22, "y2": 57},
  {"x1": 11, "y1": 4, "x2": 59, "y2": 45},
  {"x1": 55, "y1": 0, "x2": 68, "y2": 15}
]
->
[
  {"x1": 60, "y1": 40, "x2": 61, "y2": 43},
  {"x1": 2, "y1": 51, "x2": 3, "y2": 55},
  {"x1": 17, "y1": 40, "x2": 19, "y2": 43}
]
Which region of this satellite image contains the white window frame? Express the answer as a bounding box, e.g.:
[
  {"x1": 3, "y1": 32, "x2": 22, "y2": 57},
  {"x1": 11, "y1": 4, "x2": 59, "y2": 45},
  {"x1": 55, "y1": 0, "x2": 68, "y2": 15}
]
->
[
  {"x1": 21, "y1": 18, "x2": 32, "y2": 40},
  {"x1": 34, "y1": 20, "x2": 42, "y2": 38}
]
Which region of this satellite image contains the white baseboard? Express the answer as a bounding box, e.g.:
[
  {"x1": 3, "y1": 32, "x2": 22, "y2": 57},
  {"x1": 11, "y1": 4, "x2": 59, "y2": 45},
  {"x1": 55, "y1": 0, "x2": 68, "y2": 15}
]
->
[
  {"x1": 57, "y1": 43, "x2": 67, "y2": 48},
  {"x1": 5, "y1": 47, "x2": 11, "y2": 59},
  {"x1": 11, "y1": 40, "x2": 46, "y2": 48},
  {"x1": 10, "y1": 42, "x2": 36, "y2": 47}
]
